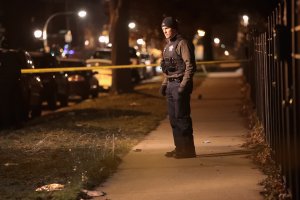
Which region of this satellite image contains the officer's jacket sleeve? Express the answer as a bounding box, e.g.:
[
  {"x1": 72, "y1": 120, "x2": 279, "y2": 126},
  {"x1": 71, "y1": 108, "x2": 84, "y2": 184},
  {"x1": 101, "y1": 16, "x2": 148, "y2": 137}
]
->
[
  {"x1": 162, "y1": 75, "x2": 167, "y2": 86},
  {"x1": 176, "y1": 39, "x2": 195, "y2": 88}
]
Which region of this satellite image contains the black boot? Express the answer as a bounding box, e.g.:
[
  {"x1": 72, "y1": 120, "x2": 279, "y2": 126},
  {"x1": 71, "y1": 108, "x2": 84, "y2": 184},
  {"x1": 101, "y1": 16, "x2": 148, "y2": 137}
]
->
[
  {"x1": 174, "y1": 147, "x2": 196, "y2": 159},
  {"x1": 165, "y1": 149, "x2": 177, "y2": 157},
  {"x1": 165, "y1": 148, "x2": 183, "y2": 157}
]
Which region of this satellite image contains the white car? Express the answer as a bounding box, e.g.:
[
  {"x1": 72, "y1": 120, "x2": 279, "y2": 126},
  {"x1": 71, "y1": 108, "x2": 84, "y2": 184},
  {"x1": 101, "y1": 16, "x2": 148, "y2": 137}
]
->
[
  {"x1": 86, "y1": 48, "x2": 142, "y2": 90},
  {"x1": 86, "y1": 48, "x2": 113, "y2": 90}
]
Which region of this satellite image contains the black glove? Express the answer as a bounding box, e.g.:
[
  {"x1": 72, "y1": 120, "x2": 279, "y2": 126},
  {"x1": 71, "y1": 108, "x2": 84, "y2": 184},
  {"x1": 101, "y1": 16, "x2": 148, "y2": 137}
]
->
[
  {"x1": 159, "y1": 85, "x2": 167, "y2": 96},
  {"x1": 178, "y1": 86, "x2": 184, "y2": 95}
]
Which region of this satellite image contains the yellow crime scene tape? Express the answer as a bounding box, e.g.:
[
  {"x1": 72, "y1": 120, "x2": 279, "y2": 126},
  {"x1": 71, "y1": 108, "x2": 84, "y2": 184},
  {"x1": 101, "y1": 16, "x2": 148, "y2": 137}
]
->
[{"x1": 21, "y1": 59, "x2": 249, "y2": 74}]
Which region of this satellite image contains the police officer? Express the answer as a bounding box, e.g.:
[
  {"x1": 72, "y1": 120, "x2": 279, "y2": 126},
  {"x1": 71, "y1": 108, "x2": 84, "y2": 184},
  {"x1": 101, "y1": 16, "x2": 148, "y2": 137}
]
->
[{"x1": 160, "y1": 16, "x2": 196, "y2": 158}]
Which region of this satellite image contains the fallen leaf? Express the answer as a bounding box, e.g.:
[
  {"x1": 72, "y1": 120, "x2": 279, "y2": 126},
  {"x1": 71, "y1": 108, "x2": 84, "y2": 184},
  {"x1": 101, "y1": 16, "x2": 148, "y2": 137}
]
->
[
  {"x1": 35, "y1": 183, "x2": 64, "y2": 192},
  {"x1": 4, "y1": 163, "x2": 19, "y2": 166},
  {"x1": 129, "y1": 102, "x2": 141, "y2": 106},
  {"x1": 82, "y1": 189, "x2": 106, "y2": 197}
]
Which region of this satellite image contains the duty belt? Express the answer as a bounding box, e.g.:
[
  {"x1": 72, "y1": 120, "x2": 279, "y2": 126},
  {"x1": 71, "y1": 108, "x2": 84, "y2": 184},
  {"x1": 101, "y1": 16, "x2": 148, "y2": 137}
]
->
[{"x1": 168, "y1": 77, "x2": 183, "y2": 82}]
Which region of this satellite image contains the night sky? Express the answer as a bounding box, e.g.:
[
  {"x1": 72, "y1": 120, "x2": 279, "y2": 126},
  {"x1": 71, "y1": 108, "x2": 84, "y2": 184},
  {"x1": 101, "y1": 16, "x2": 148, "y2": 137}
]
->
[
  {"x1": 130, "y1": 0, "x2": 278, "y2": 46},
  {"x1": 0, "y1": 0, "x2": 278, "y2": 50},
  {"x1": 0, "y1": 0, "x2": 108, "y2": 50}
]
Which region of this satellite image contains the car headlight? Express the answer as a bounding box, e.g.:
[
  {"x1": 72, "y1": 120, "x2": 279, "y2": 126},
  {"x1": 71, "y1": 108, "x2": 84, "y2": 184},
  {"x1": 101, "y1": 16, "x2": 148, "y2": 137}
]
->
[{"x1": 36, "y1": 77, "x2": 41, "y2": 82}]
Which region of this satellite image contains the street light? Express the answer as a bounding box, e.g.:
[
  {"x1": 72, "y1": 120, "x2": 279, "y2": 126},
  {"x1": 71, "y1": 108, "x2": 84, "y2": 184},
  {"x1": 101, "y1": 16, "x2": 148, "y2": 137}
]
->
[
  {"x1": 98, "y1": 35, "x2": 109, "y2": 44},
  {"x1": 34, "y1": 29, "x2": 42, "y2": 39},
  {"x1": 242, "y1": 15, "x2": 249, "y2": 27},
  {"x1": 128, "y1": 22, "x2": 136, "y2": 29},
  {"x1": 214, "y1": 37, "x2": 220, "y2": 45},
  {"x1": 197, "y1": 29, "x2": 205, "y2": 37},
  {"x1": 137, "y1": 38, "x2": 145, "y2": 45},
  {"x1": 42, "y1": 10, "x2": 86, "y2": 52},
  {"x1": 78, "y1": 10, "x2": 87, "y2": 18}
]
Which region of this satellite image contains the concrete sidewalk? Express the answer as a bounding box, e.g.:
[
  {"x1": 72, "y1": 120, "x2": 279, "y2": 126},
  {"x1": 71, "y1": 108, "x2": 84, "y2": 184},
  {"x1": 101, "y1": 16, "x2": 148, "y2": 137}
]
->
[{"x1": 94, "y1": 71, "x2": 265, "y2": 200}]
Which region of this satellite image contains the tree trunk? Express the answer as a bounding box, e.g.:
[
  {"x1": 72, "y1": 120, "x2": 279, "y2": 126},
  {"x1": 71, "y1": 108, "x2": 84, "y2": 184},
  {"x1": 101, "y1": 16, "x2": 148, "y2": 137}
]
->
[{"x1": 109, "y1": 0, "x2": 133, "y2": 94}]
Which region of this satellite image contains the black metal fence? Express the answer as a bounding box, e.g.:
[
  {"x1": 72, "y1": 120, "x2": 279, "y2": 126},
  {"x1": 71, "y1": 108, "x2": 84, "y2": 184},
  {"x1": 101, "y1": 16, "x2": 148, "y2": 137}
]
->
[{"x1": 244, "y1": 0, "x2": 300, "y2": 199}]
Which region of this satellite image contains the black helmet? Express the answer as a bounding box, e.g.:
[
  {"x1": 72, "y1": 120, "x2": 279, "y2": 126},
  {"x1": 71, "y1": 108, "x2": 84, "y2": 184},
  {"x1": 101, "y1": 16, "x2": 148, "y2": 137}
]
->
[{"x1": 161, "y1": 17, "x2": 178, "y2": 29}]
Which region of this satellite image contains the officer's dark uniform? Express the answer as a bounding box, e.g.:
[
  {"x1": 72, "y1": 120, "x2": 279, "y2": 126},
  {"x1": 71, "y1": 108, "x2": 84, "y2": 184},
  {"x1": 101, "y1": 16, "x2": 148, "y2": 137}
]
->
[{"x1": 160, "y1": 17, "x2": 196, "y2": 158}]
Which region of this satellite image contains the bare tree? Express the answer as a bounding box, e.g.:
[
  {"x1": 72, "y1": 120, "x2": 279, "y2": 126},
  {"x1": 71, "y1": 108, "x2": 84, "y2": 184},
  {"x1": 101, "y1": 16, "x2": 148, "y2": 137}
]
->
[{"x1": 109, "y1": 0, "x2": 133, "y2": 93}]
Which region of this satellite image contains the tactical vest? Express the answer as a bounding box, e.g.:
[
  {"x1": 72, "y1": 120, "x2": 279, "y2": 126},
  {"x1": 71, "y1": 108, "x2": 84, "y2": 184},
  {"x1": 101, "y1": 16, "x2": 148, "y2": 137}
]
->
[{"x1": 162, "y1": 36, "x2": 185, "y2": 75}]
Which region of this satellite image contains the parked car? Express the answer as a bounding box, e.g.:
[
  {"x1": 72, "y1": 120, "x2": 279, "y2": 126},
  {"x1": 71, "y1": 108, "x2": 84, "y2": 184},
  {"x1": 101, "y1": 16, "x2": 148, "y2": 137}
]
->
[
  {"x1": 139, "y1": 52, "x2": 156, "y2": 78},
  {"x1": 86, "y1": 48, "x2": 113, "y2": 90},
  {"x1": 0, "y1": 48, "x2": 43, "y2": 128},
  {"x1": 29, "y1": 52, "x2": 69, "y2": 109},
  {"x1": 129, "y1": 47, "x2": 145, "y2": 83},
  {"x1": 86, "y1": 47, "x2": 144, "y2": 90},
  {"x1": 57, "y1": 58, "x2": 99, "y2": 99}
]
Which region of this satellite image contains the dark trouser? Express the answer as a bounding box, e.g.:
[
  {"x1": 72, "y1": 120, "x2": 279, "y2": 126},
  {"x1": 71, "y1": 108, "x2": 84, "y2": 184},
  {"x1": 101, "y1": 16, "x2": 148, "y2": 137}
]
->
[{"x1": 166, "y1": 80, "x2": 195, "y2": 153}]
